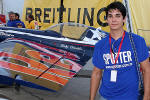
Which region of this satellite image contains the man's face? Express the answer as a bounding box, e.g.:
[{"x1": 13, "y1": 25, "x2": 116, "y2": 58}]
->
[
  {"x1": 106, "y1": 9, "x2": 126, "y2": 30},
  {"x1": 15, "y1": 15, "x2": 19, "y2": 20},
  {"x1": 27, "y1": 16, "x2": 31, "y2": 21},
  {"x1": 9, "y1": 14, "x2": 15, "y2": 21}
]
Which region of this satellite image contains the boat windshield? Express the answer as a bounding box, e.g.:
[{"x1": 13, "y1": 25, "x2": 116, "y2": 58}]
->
[{"x1": 46, "y1": 23, "x2": 89, "y2": 40}]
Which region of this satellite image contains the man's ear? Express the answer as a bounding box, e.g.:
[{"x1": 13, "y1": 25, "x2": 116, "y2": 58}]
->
[
  {"x1": 123, "y1": 16, "x2": 127, "y2": 23},
  {"x1": 106, "y1": 17, "x2": 108, "y2": 24},
  {"x1": 123, "y1": 16, "x2": 127, "y2": 26},
  {"x1": 106, "y1": 19, "x2": 108, "y2": 23}
]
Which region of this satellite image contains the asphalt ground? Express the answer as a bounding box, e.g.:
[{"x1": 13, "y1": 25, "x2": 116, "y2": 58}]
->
[{"x1": 0, "y1": 77, "x2": 100, "y2": 100}]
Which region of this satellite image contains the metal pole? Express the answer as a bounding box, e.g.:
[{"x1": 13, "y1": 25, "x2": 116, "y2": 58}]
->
[
  {"x1": 123, "y1": 0, "x2": 133, "y2": 33},
  {"x1": 0, "y1": 0, "x2": 3, "y2": 14},
  {"x1": 59, "y1": 0, "x2": 64, "y2": 23}
]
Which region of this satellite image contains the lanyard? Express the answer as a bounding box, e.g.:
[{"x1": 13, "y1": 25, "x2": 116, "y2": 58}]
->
[{"x1": 109, "y1": 31, "x2": 125, "y2": 64}]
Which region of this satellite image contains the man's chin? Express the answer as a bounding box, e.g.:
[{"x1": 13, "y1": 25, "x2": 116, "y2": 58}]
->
[{"x1": 110, "y1": 27, "x2": 119, "y2": 30}]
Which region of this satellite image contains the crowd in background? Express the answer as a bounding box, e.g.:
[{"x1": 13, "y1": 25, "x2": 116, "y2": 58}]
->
[{"x1": 6, "y1": 11, "x2": 39, "y2": 30}]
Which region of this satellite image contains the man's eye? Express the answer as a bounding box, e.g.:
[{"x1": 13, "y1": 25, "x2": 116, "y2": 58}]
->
[
  {"x1": 116, "y1": 15, "x2": 121, "y2": 17},
  {"x1": 108, "y1": 15, "x2": 112, "y2": 18}
]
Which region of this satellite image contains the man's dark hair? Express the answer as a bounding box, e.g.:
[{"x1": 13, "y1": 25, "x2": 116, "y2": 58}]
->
[
  {"x1": 8, "y1": 11, "x2": 15, "y2": 15},
  {"x1": 28, "y1": 14, "x2": 34, "y2": 20},
  {"x1": 105, "y1": 1, "x2": 126, "y2": 19},
  {"x1": 15, "y1": 13, "x2": 20, "y2": 19}
]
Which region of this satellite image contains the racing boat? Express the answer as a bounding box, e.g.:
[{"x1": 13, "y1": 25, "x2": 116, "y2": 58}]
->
[{"x1": 0, "y1": 23, "x2": 107, "y2": 92}]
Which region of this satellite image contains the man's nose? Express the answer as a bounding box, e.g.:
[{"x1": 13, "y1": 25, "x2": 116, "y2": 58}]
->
[{"x1": 112, "y1": 16, "x2": 117, "y2": 21}]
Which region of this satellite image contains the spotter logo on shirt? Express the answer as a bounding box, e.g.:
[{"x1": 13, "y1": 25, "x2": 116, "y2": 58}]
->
[{"x1": 103, "y1": 51, "x2": 132, "y2": 65}]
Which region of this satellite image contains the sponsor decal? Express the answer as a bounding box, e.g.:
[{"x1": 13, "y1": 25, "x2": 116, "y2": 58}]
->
[{"x1": 103, "y1": 51, "x2": 133, "y2": 69}]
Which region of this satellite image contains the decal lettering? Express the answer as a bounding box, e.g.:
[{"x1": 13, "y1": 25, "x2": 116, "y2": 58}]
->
[
  {"x1": 52, "y1": 8, "x2": 55, "y2": 23},
  {"x1": 25, "y1": 7, "x2": 108, "y2": 27},
  {"x1": 25, "y1": 8, "x2": 32, "y2": 20},
  {"x1": 83, "y1": 8, "x2": 94, "y2": 26},
  {"x1": 26, "y1": 50, "x2": 81, "y2": 72},
  {"x1": 44, "y1": 8, "x2": 51, "y2": 23},
  {"x1": 97, "y1": 7, "x2": 108, "y2": 27},
  {"x1": 68, "y1": 8, "x2": 75, "y2": 23},
  {"x1": 0, "y1": 51, "x2": 80, "y2": 85},
  {"x1": 77, "y1": 8, "x2": 81, "y2": 23},
  {"x1": 35, "y1": 8, "x2": 42, "y2": 22}
]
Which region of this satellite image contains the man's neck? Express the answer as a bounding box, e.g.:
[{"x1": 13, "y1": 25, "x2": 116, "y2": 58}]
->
[{"x1": 110, "y1": 29, "x2": 124, "y2": 40}]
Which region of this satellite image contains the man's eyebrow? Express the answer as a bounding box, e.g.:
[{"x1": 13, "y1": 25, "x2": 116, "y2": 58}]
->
[
  {"x1": 108, "y1": 13, "x2": 112, "y2": 15},
  {"x1": 116, "y1": 13, "x2": 121, "y2": 15}
]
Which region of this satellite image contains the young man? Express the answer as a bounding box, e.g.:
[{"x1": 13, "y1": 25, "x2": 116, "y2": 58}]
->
[
  {"x1": 7, "y1": 11, "x2": 16, "y2": 27},
  {"x1": 15, "y1": 13, "x2": 25, "y2": 28},
  {"x1": 90, "y1": 1, "x2": 150, "y2": 100}
]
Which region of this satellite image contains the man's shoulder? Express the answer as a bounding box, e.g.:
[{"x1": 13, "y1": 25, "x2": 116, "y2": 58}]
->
[
  {"x1": 128, "y1": 32, "x2": 143, "y2": 38},
  {"x1": 95, "y1": 35, "x2": 108, "y2": 48},
  {"x1": 16, "y1": 20, "x2": 25, "y2": 24},
  {"x1": 7, "y1": 20, "x2": 16, "y2": 27},
  {"x1": 7, "y1": 20, "x2": 11, "y2": 23},
  {"x1": 127, "y1": 32, "x2": 145, "y2": 41},
  {"x1": 15, "y1": 20, "x2": 23, "y2": 23},
  {"x1": 7, "y1": 20, "x2": 13, "y2": 24},
  {"x1": 30, "y1": 20, "x2": 35, "y2": 24}
]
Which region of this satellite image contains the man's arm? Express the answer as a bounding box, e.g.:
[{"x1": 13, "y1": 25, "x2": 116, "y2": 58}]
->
[
  {"x1": 89, "y1": 67, "x2": 103, "y2": 100},
  {"x1": 140, "y1": 58, "x2": 150, "y2": 100}
]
